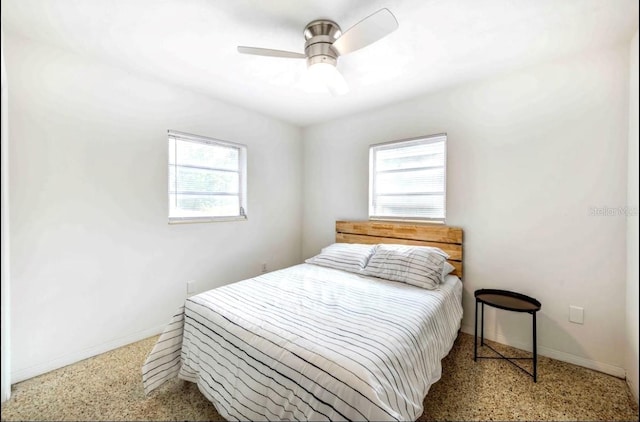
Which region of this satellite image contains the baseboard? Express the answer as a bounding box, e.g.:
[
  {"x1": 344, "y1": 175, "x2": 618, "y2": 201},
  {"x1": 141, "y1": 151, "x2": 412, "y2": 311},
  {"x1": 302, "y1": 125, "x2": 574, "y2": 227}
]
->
[
  {"x1": 10, "y1": 324, "x2": 166, "y2": 384},
  {"x1": 627, "y1": 377, "x2": 639, "y2": 405},
  {"x1": 460, "y1": 324, "x2": 626, "y2": 379}
]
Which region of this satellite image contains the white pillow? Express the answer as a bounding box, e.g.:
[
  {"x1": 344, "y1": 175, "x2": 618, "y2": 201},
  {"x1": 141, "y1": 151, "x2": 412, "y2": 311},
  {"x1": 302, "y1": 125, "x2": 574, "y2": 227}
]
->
[
  {"x1": 441, "y1": 261, "x2": 456, "y2": 283},
  {"x1": 363, "y1": 244, "x2": 449, "y2": 289},
  {"x1": 305, "y1": 243, "x2": 376, "y2": 274}
]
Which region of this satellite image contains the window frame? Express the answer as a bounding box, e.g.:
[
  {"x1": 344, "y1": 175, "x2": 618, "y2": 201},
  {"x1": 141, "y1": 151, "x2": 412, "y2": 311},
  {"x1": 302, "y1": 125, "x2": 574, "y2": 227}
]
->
[
  {"x1": 168, "y1": 130, "x2": 247, "y2": 224},
  {"x1": 369, "y1": 133, "x2": 447, "y2": 223}
]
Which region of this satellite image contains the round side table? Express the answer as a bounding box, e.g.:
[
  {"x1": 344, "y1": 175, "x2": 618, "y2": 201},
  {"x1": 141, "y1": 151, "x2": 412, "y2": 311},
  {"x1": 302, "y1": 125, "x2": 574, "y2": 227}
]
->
[{"x1": 474, "y1": 288, "x2": 542, "y2": 382}]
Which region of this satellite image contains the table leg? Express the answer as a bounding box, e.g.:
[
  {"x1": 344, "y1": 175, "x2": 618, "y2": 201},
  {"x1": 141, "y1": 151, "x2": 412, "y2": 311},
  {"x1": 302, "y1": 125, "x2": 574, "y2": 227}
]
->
[
  {"x1": 481, "y1": 302, "x2": 485, "y2": 346},
  {"x1": 474, "y1": 299, "x2": 478, "y2": 361},
  {"x1": 533, "y1": 311, "x2": 537, "y2": 382}
]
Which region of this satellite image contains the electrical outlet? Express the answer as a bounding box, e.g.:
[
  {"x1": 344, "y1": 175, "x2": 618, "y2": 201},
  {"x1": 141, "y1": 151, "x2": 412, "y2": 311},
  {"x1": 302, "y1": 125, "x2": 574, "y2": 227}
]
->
[
  {"x1": 261, "y1": 263, "x2": 268, "y2": 273},
  {"x1": 569, "y1": 305, "x2": 584, "y2": 324}
]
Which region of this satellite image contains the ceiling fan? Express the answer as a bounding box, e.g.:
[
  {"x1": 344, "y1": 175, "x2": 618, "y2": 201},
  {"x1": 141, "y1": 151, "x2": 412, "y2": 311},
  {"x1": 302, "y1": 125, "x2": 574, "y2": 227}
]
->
[{"x1": 237, "y1": 8, "x2": 399, "y2": 95}]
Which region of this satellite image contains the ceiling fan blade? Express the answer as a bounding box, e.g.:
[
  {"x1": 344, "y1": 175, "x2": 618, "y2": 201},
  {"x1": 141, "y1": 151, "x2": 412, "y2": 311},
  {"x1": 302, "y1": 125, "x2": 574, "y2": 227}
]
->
[
  {"x1": 332, "y1": 8, "x2": 398, "y2": 56},
  {"x1": 237, "y1": 46, "x2": 306, "y2": 59},
  {"x1": 327, "y1": 67, "x2": 349, "y2": 96},
  {"x1": 303, "y1": 63, "x2": 349, "y2": 96}
]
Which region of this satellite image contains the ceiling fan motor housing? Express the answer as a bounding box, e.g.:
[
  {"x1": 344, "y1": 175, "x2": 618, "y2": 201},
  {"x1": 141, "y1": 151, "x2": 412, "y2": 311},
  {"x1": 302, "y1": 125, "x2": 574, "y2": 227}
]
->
[{"x1": 304, "y1": 20, "x2": 342, "y2": 67}]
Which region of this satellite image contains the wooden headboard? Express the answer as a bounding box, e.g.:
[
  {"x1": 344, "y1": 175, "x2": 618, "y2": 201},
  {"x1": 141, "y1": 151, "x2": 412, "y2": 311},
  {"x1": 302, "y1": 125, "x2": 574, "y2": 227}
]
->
[{"x1": 336, "y1": 220, "x2": 463, "y2": 278}]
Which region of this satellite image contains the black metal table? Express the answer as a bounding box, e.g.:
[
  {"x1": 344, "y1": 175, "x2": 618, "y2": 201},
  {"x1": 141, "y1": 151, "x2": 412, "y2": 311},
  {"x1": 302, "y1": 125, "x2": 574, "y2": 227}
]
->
[{"x1": 474, "y1": 288, "x2": 542, "y2": 382}]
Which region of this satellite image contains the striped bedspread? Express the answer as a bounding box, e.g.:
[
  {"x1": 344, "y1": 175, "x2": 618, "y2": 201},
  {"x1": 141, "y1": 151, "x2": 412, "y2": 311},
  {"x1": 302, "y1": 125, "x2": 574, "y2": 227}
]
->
[{"x1": 142, "y1": 263, "x2": 463, "y2": 421}]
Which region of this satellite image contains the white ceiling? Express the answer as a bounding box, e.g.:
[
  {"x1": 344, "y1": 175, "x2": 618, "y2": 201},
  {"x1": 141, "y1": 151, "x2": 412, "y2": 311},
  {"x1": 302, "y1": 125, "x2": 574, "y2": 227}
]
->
[{"x1": 2, "y1": 0, "x2": 638, "y2": 126}]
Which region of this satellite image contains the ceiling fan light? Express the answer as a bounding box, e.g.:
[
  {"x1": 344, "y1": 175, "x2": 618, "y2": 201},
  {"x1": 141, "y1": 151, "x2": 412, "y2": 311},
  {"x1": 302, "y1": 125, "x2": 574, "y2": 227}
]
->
[
  {"x1": 307, "y1": 62, "x2": 349, "y2": 96},
  {"x1": 238, "y1": 8, "x2": 396, "y2": 96}
]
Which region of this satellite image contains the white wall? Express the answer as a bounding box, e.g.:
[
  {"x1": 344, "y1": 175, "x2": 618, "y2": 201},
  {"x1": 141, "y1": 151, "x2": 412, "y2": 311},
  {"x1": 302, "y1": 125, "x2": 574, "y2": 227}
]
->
[
  {"x1": 1, "y1": 24, "x2": 11, "y2": 403},
  {"x1": 6, "y1": 34, "x2": 303, "y2": 382},
  {"x1": 626, "y1": 30, "x2": 639, "y2": 403},
  {"x1": 302, "y1": 45, "x2": 630, "y2": 376}
]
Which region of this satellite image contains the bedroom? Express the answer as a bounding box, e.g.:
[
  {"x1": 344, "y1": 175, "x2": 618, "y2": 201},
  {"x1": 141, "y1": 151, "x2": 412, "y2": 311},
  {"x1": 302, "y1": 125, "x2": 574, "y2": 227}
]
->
[{"x1": 1, "y1": 0, "x2": 638, "y2": 420}]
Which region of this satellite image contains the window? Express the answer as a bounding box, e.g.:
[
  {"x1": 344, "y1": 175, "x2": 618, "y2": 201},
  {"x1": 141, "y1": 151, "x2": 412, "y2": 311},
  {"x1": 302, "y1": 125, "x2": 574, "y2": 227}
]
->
[
  {"x1": 168, "y1": 130, "x2": 247, "y2": 223},
  {"x1": 369, "y1": 134, "x2": 446, "y2": 222}
]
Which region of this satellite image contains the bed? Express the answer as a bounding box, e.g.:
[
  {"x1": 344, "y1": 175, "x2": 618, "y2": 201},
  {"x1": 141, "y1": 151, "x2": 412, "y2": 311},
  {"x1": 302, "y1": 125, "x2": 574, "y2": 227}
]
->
[{"x1": 142, "y1": 221, "x2": 463, "y2": 421}]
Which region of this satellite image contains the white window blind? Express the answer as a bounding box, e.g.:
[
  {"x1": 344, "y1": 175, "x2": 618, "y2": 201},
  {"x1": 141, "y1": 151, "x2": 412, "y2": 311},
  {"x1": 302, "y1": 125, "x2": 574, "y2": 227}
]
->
[
  {"x1": 369, "y1": 134, "x2": 446, "y2": 222},
  {"x1": 168, "y1": 130, "x2": 247, "y2": 223}
]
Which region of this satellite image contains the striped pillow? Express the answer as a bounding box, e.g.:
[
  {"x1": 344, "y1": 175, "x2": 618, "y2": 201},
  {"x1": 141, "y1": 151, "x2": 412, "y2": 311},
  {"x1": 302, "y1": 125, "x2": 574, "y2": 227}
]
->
[
  {"x1": 363, "y1": 244, "x2": 449, "y2": 289},
  {"x1": 305, "y1": 243, "x2": 376, "y2": 273}
]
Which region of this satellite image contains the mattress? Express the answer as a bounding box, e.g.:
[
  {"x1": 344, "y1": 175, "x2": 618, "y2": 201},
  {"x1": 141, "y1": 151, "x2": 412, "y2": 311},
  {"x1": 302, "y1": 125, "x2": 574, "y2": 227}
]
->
[{"x1": 142, "y1": 263, "x2": 463, "y2": 421}]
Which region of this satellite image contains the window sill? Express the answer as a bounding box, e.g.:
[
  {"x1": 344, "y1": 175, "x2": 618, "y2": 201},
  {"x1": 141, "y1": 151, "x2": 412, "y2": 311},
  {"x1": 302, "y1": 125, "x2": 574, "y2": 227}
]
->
[
  {"x1": 169, "y1": 216, "x2": 248, "y2": 224},
  {"x1": 369, "y1": 217, "x2": 446, "y2": 224}
]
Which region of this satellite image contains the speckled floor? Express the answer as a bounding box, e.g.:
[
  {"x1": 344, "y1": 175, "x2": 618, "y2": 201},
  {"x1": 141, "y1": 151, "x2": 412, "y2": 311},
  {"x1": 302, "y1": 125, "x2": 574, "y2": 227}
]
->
[{"x1": 1, "y1": 333, "x2": 637, "y2": 421}]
